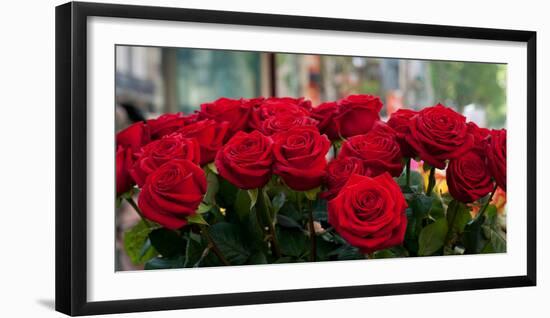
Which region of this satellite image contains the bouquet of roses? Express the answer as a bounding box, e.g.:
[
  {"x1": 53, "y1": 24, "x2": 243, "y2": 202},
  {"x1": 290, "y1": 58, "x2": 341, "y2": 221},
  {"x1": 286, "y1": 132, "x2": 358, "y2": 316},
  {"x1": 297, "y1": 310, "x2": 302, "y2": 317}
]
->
[{"x1": 116, "y1": 95, "x2": 507, "y2": 269}]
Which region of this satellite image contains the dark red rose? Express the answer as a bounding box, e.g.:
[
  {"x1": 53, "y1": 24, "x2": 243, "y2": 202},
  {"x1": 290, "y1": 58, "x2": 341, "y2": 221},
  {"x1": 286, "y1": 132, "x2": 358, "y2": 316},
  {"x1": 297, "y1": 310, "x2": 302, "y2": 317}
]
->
[
  {"x1": 138, "y1": 159, "x2": 207, "y2": 230},
  {"x1": 406, "y1": 104, "x2": 473, "y2": 169},
  {"x1": 272, "y1": 126, "x2": 330, "y2": 191},
  {"x1": 339, "y1": 123, "x2": 403, "y2": 177},
  {"x1": 334, "y1": 94, "x2": 382, "y2": 138},
  {"x1": 215, "y1": 130, "x2": 273, "y2": 189},
  {"x1": 116, "y1": 121, "x2": 151, "y2": 153},
  {"x1": 311, "y1": 101, "x2": 340, "y2": 140},
  {"x1": 321, "y1": 156, "x2": 366, "y2": 200},
  {"x1": 466, "y1": 122, "x2": 491, "y2": 155},
  {"x1": 199, "y1": 97, "x2": 253, "y2": 135},
  {"x1": 177, "y1": 119, "x2": 230, "y2": 165},
  {"x1": 328, "y1": 173, "x2": 408, "y2": 254},
  {"x1": 260, "y1": 113, "x2": 318, "y2": 136},
  {"x1": 130, "y1": 134, "x2": 201, "y2": 187},
  {"x1": 147, "y1": 113, "x2": 188, "y2": 140},
  {"x1": 250, "y1": 98, "x2": 311, "y2": 131},
  {"x1": 447, "y1": 151, "x2": 494, "y2": 203},
  {"x1": 116, "y1": 146, "x2": 135, "y2": 195},
  {"x1": 387, "y1": 108, "x2": 418, "y2": 158},
  {"x1": 486, "y1": 129, "x2": 506, "y2": 191}
]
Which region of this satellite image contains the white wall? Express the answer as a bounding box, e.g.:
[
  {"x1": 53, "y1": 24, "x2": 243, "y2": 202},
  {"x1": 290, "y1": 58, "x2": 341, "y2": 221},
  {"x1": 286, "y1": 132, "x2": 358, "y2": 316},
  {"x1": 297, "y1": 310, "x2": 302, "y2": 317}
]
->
[{"x1": 0, "y1": 0, "x2": 546, "y2": 317}]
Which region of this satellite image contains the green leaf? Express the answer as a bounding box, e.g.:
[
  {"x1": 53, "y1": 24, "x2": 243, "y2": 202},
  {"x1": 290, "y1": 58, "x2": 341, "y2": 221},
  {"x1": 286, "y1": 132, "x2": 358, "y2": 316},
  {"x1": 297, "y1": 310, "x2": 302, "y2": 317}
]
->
[
  {"x1": 148, "y1": 228, "x2": 184, "y2": 257},
  {"x1": 207, "y1": 162, "x2": 218, "y2": 174},
  {"x1": 123, "y1": 220, "x2": 157, "y2": 265},
  {"x1": 327, "y1": 244, "x2": 364, "y2": 260},
  {"x1": 208, "y1": 222, "x2": 251, "y2": 265},
  {"x1": 184, "y1": 235, "x2": 205, "y2": 267},
  {"x1": 430, "y1": 194, "x2": 446, "y2": 220},
  {"x1": 144, "y1": 256, "x2": 185, "y2": 270},
  {"x1": 187, "y1": 213, "x2": 208, "y2": 225},
  {"x1": 276, "y1": 227, "x2": 307, "y2": 258},
  {"x1": 248, "y1": 189, "x2": 259, "y2": 210},
  {"x1": 312, "y1": 199, "x2": 328, "y2": 222},
  {"x1": 234, "y1": 189, "x2": 252, "y2": 221},
  {"x1": 304, "y1": 187, "x2": 321, "y2": 201},
  {"x1": 481, "y1": 225, "x2": 507, "y2": 253},
  {"x1": 446, "y1": 200, "x2": 471, "y2": 240},
  {"x1": 272, "y1": 192, "x2": 286, "y2": 214},
  {"x1": 418, "y1": 218, "x2": 448, "y2": 256},
  {"x1": 203, "y1": 171, "x2": 219, "y2": 205},
  {"x1": 197, "y1": 202, "x2": 212, "y2": 214},
  {"x1": 247, "y1": 251, "x2": 268, "y2": 264},
  {"x1": 216, "y1": 177, "x2": 238, "y2": 209},
  {"x1": 276, "y1": 214, "x2": 303, "y2": 230},
  {"x1": 463, "y1": 215, "x2": 487, "y2": 254}
]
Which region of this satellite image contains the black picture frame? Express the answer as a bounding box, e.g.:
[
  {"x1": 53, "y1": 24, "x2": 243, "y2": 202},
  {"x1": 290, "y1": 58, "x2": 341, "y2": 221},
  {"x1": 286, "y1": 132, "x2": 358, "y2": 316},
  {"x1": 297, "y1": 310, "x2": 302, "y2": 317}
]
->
[{"x1": 55, "y1": 1, "x2": 537, "y2": 316}]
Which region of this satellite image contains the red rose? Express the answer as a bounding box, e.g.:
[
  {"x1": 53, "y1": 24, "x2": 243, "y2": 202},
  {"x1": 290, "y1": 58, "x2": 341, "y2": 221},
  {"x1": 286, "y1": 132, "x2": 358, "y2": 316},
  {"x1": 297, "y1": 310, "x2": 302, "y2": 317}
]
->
[
  {"x1": 387, "y1": 108, "x2": 418, "y2": 158},
  {"x1": 130, "y1": 134, "x2": 201, "y2": 187},
  {"x1": 334, "y1": 94, "x2": 382, "y2": 138},
  {"x1": 406, "y1": 104, "x2": 473, "y2": 169},
  {"x1": 486, "y1": 129, "x2": 506, "y2": 191},
  {"x1": 199, "y1": 97, "x2": 253, "y2": 135},
  {"x1": 250, "y1": 97, "x2": 311, "y2": 131},
  {"x1": 311, "y1": 101, "x2": 340, "y2": 140},
  {"x1": 177, "y1": 119, "x2": 230, "y2": 165},
  {"x1": 138, "y1": 159, "x2": 207, "y2": 230},
  {"x1": 273, "y1": 126, "x2": 330, "y2": 191},
  {"x1": 147, "y1": 113, "x2": 188, "y2": 140},
  {"x1": 261, "y1": 113, "x2": 318, "y2": 136},
  {"x1": 116, "y1": 121, "x2": 151, "y2": 153},
  {"x1": 466, "y1": 122, "x2": 490, "y2": 155},
  {"x1": 328, "y1": 173, "x2": 408, "y2": 254},
  {"x1": 339, "y1": 123, "x2": 403, "y2": 177},
  {"x1": 447, "y1": 151, "x2": 494, "y2": 203},
  {"x1": 321, "y1": 156, "x2": 366, "y2": 200},
  {"x1": 116, "y1": 146, "x2": 135, "y2": 195},
  {"x1": 215, "y1": 130, "x2": 273, "y2": 189}
]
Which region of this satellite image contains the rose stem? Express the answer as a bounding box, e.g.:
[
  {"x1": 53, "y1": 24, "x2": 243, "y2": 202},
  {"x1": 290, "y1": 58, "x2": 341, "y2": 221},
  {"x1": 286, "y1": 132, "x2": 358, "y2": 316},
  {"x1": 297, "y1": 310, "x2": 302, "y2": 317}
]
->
[
  {"x1": 426, "y1": 167, "x2": 436, "y2": 196},
  {"x1": 199, "y1": 224, "x2": 231, "y2": 266},
  {"x1": 475, "y1": 183, "x2": 499, "y2": 221},
  {"x1": 332, "y1": 143, "x2": 338, "y2": 159},
  {"x1": 125, "y1": 197, "x2": 152, "y2": 227},
  {"x1": 258, "y1": 187, "x2": 282, "y2": 258},
  {"x1": 307, "y1": 198, "x2": 317, "y2": 262},
  {"x1": 406, "y1": 158, "x2": 411, "y2": 187}
]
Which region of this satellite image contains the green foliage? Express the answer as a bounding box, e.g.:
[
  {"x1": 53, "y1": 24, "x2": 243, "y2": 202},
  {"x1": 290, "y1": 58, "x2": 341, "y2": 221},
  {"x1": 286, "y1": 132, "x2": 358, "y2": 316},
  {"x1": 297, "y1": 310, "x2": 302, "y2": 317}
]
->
[
  {"x1": 208, "y1": 222, "x2": 251, "y2": 265},
  {"x1": 123, "y1": 220, "x2": 157, "y2": 265},
  {"x1": 418, "y1": 218, "x2": 448, "y2": 256}
]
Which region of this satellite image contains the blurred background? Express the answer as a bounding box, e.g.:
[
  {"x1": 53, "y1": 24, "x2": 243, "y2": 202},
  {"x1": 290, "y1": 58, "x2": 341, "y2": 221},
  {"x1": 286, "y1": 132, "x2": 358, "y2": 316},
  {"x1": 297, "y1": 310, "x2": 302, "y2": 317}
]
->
[
  {"x1": 115, "y1": 45, "x2": 507, "y2": 131},
  {"x1": 115, "y1": 45, "x2": 507, "y2": 271}
]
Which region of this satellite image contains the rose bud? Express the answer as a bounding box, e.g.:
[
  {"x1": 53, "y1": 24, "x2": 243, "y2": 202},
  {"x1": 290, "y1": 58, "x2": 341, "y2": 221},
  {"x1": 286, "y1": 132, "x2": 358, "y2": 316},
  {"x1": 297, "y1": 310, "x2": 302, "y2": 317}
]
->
[
  {"x1": 215, "y1": 130, "x2": 274, "y2": 189},
  {"x1": 321, "y1": 156, "x2": 366, "y2": 200},
  {"x1": 406, "y1": 104, "x2": 473, "y2": 169},
  {"x1": 177, "y1": 119, "x2": 230, "y2": 165},
  {"x1": 130, "y1": 133, "x2": 201, "y2": 187},
  {"x1": 260, "y1": 113, "x2": 318, "y2": 136},
  {"x1": 273, "y1": 126, "x2": 331, "y2": 191},
  {"x1": 486, "y1": 129, "x2": 507, "y2": 191},
  {"x1": 147, "y1": 113, "x2": 189, "y2": 140},
  {"x1": 116, "y1": 146, "x2": 135, "y2": 196},
  {"x1": 447, "y1": 151, "x2": 494, "y2": 203},
  {"x1": 328, "y1": 173, "x2": 408, "y2": 254},
  {"x1": 387, "y1": 108, "x2": 418, "y2": 158},
  {"x1": 138, "y1": 159, "x2": 207, "y2": 230},
  {"x1": 249, "y1": 97, "x2": 311, "y2": 131},
  {"x1": 199, "y1": 97, "x2": 254, "y2": 135},
  {"x1": 116, "y1": 121, "x2": 151, "y2": 153},
  {"x1": 311, "y1": 101, "x2": 340, "y2": 141},
  {"x1": 334, "y1": 94, "x2": 382, "y2": 138},
  {"x1": 339, "y1": 123, "x2": 403, "y2": 177}
]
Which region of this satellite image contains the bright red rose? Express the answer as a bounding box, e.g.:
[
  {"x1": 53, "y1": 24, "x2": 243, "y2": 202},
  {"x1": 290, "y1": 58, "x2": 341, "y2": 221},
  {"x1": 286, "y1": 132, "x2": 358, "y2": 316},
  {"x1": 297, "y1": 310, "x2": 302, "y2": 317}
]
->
[
  {"x1": 147, "y1": 113, "x2": 188, "y2": 140},
  {"x1": 321, "y1": 156, "x2": 366, "y2": 200},
  {"x1": 249, "y1": 97, "x2": 311, "y2": 131},
  {"x1": 311, "y1": 101, "x2": 340, "y2": 140},
  {"x1": 272, "y1": 126, "x2": 330, "y2": 191},
  {"x1": 406, "y1": 104, "x2": 473, "y2": 169},
  {"x1": 260, "y1": 113, "x2": 318, "y2": 136},
  {"x1": 177, "y1": 119, "x2": 230, "y2": 165},
  {"x1": 215, "y1": 130, "x2": 274, "y2": 189},
  {"x1": 130, "y1": 134, "x2": 201, "y2": 187},
  {"x1": 467, "y1": 122, "x2": 491, "y2": 155},
  {"x1": 339, "y1": 123, "x2": 403, "y2": 177},
  {"x1": 486, "y1": 129, "x2": 507, "y2": 191},
  {"x1": 328, "y1": 173, "x2": 408, "y2": 254},
  {"x1": 387, "y1": 108, "x2": 418, "y2": 158},
  {"x1": 199, "y1": 97, "x2": 253, "y2": 135},
  {"x1": 138, "y1": 159, "x2": 207, "y2": 230},
  {"x1": 447, "y1": 151, "x2": 494, "y2": 203},
  {"x1": 334, "y1": 94, "x2": 382, "y2": 138},
  {"x1": 116, "y1": 121, "x2": 151, "y2": 153},
  {"x1": 116, "y1": 146, "x2": 135, "y2": 195}
]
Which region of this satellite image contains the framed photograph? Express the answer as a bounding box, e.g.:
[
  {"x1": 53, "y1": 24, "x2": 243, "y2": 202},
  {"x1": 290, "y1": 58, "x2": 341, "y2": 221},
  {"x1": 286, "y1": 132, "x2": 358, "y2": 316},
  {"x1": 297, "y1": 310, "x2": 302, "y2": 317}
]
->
[{"x1": 55, "y1": 1, "x2": 536, "y2": 316}]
